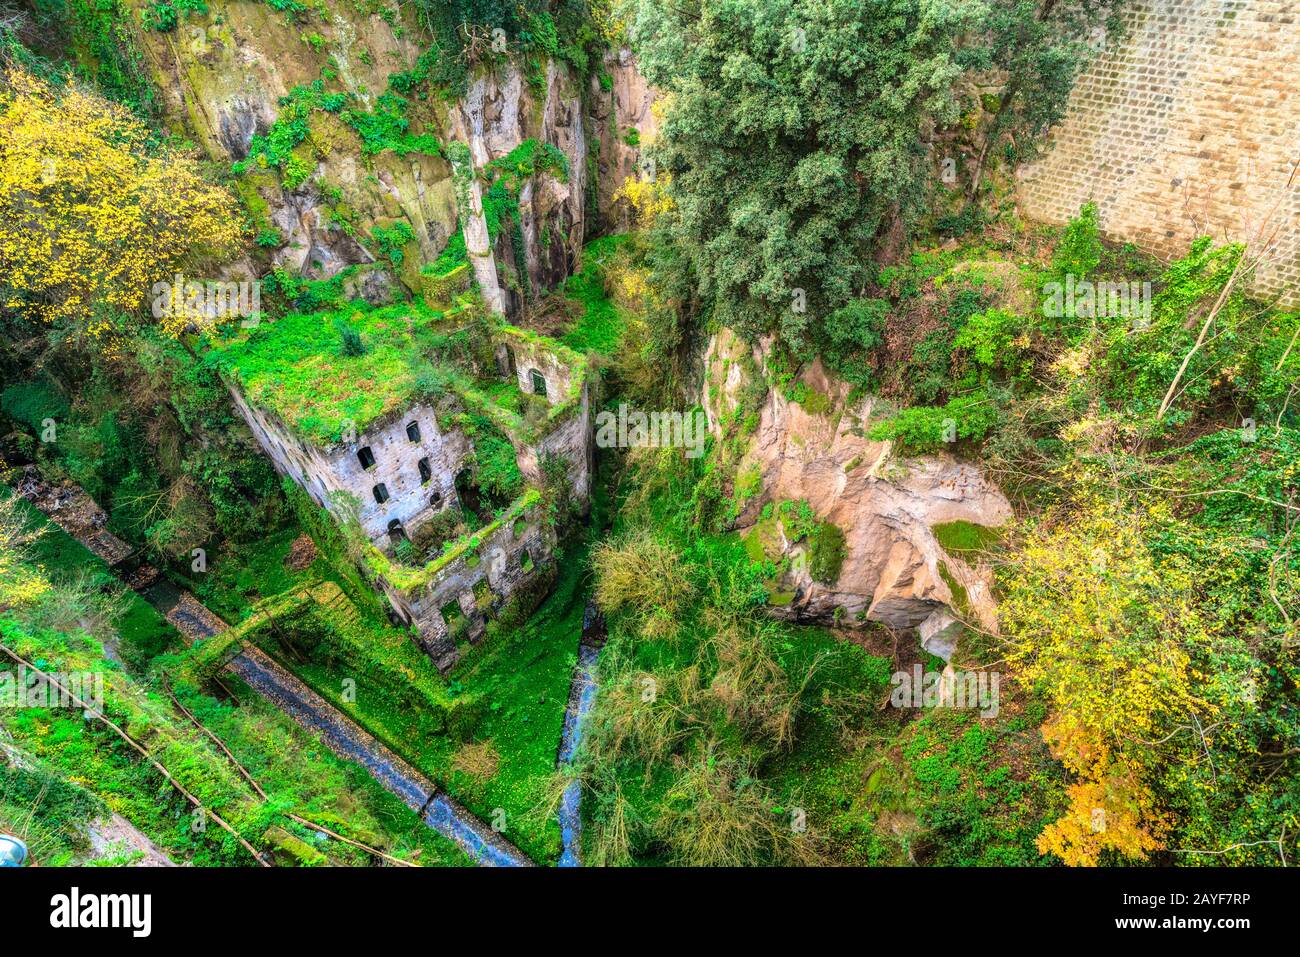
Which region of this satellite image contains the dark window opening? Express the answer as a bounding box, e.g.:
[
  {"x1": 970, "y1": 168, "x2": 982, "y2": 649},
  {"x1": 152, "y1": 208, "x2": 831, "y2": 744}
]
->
[
  {"x1": 357, "y1": 446, "x2": 375, "y2": 470},
  {"x1": 529, "y1": 369, "x2": 547, "y2": 397},
  {"x1": 520, "y1": 549, "x2": 534, "y2": 572},
  {"x1": 418, "y1": 457, "x2": 432, "y2": 483},
  {"x1": 387, "y1": 518, "x2": 407, "y2": 543},
  {"x1": 455, "y1": 466, "x2": 487, "y2": 524},
  {"x1": 473, "y1": 580, "x2": 494, "y2": 612},
  {"x1": 372, "y1": 483, "x2": 389, "y2": 504},
  {"x1": 440, "y1": 599, "x2": 466, "y2": 634},
  {"x1": 406, "y1": 421, "x2": 421, "y2": 443},
  {"x1": 431, "y1": 489, "x2": 443, "y2": 508}
]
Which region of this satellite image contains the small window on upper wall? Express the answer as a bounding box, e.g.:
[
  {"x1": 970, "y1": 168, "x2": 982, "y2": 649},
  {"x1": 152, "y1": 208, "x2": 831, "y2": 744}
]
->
[
  {"x1": 529, "y1": 369, "x2": 547, "y2": 398},
  {"x1": 357, "y1": 446, "x2": 376, "y2": 470},
  {"x1": 418, "y1": 457, "x2": 432, "y2": 484},
  {"x1": 406, "y1": 422, "x2": 421, "y2": 443},
  {"x1": 372, "y1": 483, "x2": 390, "y2": 504}
]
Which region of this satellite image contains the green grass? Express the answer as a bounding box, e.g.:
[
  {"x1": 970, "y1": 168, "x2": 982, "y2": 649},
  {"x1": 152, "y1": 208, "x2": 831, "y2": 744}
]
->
[
  {"x1": 442, "y1": 539, "x2": 589, "y2": 860},
  {"x1": 188, "y1": 525, "x2": 322, "y2": 624},
  {"x1": 932, "y1": 519, "x2": 1004, "y2": 556},
  {"x1": 560, "y1": 235, "x2": 631, "y2": 358},
  {"x1": 4, "y1": 489, "x2": 178, "y2": 670},
  {"x1": 174, "y1": 673, "x2": 472, "y2": 867},
  {"x1": 206, "y1": 300, "x2": 471, "y2": 445},
  {"x1": 762, "y1": 628, "x2": 897, "y2": 864},
  {"x1": 764, "y1": 638, "x2": 1064, "y2": 866},
  {"x1": 0, "y1": 750, "x2": 107, "y2": 866},
  {"x1": 4, "y1": 491, "x2": 476, "y2": 866}
]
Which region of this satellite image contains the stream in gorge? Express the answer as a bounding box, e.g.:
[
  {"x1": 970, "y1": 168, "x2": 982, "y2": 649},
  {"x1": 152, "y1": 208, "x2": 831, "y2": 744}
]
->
[{"x1": 557, "y1": 600, "x2": 606, "y2": 866}]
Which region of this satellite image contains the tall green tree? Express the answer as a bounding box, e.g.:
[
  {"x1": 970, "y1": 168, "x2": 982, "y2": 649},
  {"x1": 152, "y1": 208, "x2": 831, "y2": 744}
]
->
[
  {"x1": 963, "y1": 0, "x2": 1127, "y2": 202},
  {"x1": 631, "y1": 0, "x2": 976, "y2": 350},
  {"x1": 631, "y1": 0, "x2": 1122, "y2": 357}
]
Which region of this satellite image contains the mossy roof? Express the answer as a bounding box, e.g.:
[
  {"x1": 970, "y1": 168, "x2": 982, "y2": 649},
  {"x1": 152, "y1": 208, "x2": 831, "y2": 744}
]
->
[
  {"x1": 207, "y1": 301, "x2": 468, "y2": 447},
  {"x1": 208, "y1": 299, "x2": 588, "y2": 452}
]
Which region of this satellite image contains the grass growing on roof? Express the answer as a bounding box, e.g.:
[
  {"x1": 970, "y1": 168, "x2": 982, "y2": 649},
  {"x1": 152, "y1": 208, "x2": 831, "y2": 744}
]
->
[{"x1": 206, "y1": 300, "x2": 475, "y2": 446}]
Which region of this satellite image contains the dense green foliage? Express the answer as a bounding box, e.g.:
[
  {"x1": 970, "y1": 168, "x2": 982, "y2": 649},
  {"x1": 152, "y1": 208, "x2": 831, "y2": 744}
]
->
[
  {"x1": 2, "y1": 0, "x2": 159, "y2": 115},
  {"x1": 630, "y1": 0, "x2": 971, "y2": 347},
  {"x1": 0, "y1": 494, "x2": 469, "y2": 866},
  {"x1": 962, "y1": 1, "x2": 1126, "y2": 197},
  {"x1": 629, "y1": 0, "x2": 1122, "y2": 373},
  {"x1": 410, "y1": 0, "x2": 606, "y2": 94},
  {"x1": 3, "y1": 0, "x2": 1295, "y2": 874}
]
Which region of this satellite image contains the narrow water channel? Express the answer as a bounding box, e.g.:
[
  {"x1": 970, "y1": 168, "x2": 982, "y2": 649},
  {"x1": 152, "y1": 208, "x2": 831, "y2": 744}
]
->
[
  {"x1": 556, "y1": 601, "x2": 606, "y2": 867},
  {"x1": 14, "y1": 467, "x2": 563, "y2": 867}
]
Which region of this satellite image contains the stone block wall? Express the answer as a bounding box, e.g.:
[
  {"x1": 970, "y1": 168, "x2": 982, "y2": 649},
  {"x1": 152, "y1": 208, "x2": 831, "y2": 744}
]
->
[
  {"x1": 228, "y1": 389, "x2": 470, "y2": 547},
  {"x1": 376, "y1": 498, "x2": 556, "y2": 671},
  {"x1": 1017, "y1": 0, "x2": 1300, "y2": 305},
  {"x1": 330, "y1": 404, "x2": 471, "y2": 546},
  {"x1": 510, "y1": 338, "x2": 577, "y2": 403},
  {"x1": 497, "y1": 330, "x2": 594, "y2": 505},
  {"x1": 525, "y1": 391, "x2": 593, "y2": 505}
]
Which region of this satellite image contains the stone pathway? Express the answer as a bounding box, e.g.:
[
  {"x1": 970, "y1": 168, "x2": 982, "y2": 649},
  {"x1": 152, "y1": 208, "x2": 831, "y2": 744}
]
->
[{"x1": 11, "y1": 467, "x2": 535, "y2": 867}]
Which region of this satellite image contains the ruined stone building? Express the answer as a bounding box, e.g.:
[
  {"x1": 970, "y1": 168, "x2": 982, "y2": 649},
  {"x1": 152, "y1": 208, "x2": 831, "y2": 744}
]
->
[{"x1": 214, "y1": 297, "x2": 593, "y2": 671}]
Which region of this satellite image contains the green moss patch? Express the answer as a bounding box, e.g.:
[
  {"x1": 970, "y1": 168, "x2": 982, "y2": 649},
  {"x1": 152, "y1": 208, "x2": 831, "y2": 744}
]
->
[
  {"x1": 932, "y1": 519, "x2": 1003, "y2": 557},
  {"x1": 808, "y1": 520, "x2": 847, "y2": 584},
  {"x1": 560, "y1": 235, "x2": 631, "y2": 358},
  {"x1": 206, "y1": 301, "x2": 472, "y2": 446}
]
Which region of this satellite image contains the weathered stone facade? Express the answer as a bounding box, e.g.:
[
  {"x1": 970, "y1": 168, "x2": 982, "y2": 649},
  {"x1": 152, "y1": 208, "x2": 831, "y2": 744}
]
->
[
  {"x1": 1017, "y1": 0, "x2": 1300, "y2": 305},
  {"x1": 374, "y1": 491, "x2": 555, "y2": 671},
  {"x1": 228, "y1": 327, "x2": 593, "y2": 672},
  {"x1": 228, "y1": 391, "x2": 470, "y2": 546},
  {"x1": 500, "y1": 328, "x2": 594, "y2": 503}
]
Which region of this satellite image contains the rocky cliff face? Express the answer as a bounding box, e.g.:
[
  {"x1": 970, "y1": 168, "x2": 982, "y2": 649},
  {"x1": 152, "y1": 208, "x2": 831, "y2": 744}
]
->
[
  {"x1": 131, "y1": 2, "x2": 654, "y2": 308},
  {"x1": 703, "y1": 328, "x2": 1012, "y2": 658},
  {"x1": 590, "y1": 47, "x2": 659, "y2": 234}
]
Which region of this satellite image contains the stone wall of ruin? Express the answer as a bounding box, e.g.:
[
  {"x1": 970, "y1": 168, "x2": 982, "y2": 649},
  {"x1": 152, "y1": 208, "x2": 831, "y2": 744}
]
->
[
  {"x1": 227, "y1": 389, "x2": 470, "y2": 547},
  {"x1": 377, "y1": 502, "x2": 557, "y2": 671}
]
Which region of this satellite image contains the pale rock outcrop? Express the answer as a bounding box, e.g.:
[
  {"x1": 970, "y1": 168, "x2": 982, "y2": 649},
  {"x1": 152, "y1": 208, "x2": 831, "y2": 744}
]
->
[
  {"x1": 139, "y1": 1, "x2": 453, "y2": 282},
  {"x1": 703, "y1": 328, "x2": 1012, "y2": 651},
  {"x1": 134, "y1": 0, "x2": 648, "y2": 309},
  {"x1": 590, "y1": 47, "x2": 660, "y2": 232},
  {"x1": 447, "y1": 60, "x2": 589, "y2": 311},
  {"x1": 918, "y1": 608, "x2": 963, "y2": 662}
]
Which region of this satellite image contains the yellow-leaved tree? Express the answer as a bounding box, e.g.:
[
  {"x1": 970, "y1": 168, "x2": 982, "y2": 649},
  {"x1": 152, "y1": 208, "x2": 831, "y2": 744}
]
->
[
  {"x1": 0, "y1": 67, "x2": 242, "y2": 337},
  {"x1": 999, "y1": 495, "x2": 1215, "y2": 866}
]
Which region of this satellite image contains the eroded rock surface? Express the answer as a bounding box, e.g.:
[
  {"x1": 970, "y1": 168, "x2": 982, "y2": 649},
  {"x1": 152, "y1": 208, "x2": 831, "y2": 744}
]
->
[
  {"x1": 138, "y1": 4, "x2": 656, "y2": 309},
  {"x1": 703, "y1": 329, "x2": 1011, "y2": 644}
]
